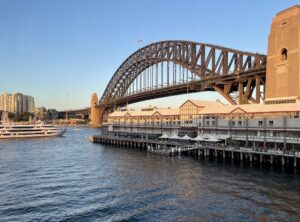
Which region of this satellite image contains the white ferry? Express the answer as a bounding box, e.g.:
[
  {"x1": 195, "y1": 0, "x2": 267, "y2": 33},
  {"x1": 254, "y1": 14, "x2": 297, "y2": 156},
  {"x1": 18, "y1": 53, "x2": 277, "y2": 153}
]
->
[{"x1": 0, "y1": 123, "x2": 66, "y2": 139}]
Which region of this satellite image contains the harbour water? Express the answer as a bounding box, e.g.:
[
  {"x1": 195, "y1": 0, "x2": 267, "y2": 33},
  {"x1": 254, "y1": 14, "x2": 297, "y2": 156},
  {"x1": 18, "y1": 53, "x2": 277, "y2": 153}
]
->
[{"x1": 0, "y1": 128, "x2": 300, "y2": 222}]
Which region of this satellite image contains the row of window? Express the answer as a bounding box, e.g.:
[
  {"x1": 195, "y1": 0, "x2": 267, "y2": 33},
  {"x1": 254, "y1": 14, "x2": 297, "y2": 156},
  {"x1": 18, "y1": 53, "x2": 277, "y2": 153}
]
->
[{"x1": 109, "y1": 119, "x2": 293, "y2": 128}]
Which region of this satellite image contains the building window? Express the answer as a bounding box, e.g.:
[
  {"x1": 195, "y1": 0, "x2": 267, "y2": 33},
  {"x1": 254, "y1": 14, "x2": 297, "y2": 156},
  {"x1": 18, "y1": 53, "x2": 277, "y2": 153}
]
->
[
  {"x1": 281, "y1": 48, "x2": 288, "y2": 61},
  {"x1": 258, "y1": 121, "x2": 263, "y2": 127},
  {"x1": 269, "y1": 121, "x2": 274, "y2": 127},
  {"x1": 212, "y1": 121, "x2": 216, "y2": 126},
  {"x1": 206, "y1": 121, "x2": 210, "y2": 126},
  {"x1": 238, "y1": 121, "x2": 242, "y2": 127},
  {"x1": 231, "y1": 121, "x2": 235, "y2": 127},
  {"x1": 280, "y1": 21, "x2": 287, "y2": 27}
]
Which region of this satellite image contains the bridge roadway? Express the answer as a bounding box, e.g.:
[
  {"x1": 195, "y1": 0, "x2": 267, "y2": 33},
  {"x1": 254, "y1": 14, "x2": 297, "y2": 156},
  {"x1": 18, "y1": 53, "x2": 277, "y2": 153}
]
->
[{"x1": 100, "y1": 67, "x2": 266, "y2": 110}]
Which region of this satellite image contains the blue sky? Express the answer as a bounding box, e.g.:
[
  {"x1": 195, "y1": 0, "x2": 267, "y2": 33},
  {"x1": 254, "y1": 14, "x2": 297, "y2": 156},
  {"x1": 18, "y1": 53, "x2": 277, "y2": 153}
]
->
[{"x1": 0, "y1": 0, "x2": 298, "y2": 110}]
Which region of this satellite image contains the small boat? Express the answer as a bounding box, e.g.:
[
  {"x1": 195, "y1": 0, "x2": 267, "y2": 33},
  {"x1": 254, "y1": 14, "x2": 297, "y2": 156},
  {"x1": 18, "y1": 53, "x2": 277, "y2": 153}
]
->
[{"x1": 0, "y1": 123, "x2": 66, "y2": 139}]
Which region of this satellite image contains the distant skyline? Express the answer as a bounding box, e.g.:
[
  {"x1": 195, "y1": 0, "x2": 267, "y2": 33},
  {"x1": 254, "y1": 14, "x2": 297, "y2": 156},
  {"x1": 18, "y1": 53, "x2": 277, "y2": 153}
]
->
[{"x1": 0, "y1": 0, "x2": 299, "y2": 110}]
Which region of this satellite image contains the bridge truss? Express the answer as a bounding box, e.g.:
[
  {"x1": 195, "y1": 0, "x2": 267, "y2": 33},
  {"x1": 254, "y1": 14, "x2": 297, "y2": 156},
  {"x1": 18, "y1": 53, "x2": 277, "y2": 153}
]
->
[{"x1": 99, "y1": 40, "x2": 266, "y2": 123}]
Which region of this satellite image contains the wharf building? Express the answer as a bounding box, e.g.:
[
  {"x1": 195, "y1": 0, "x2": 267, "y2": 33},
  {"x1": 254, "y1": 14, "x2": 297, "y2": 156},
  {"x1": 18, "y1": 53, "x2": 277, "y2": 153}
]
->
[
  {"x1": 102, "y1": 99, "x2": 300, "y2": 151},
  {"x1": 92, "y1": 6, "x2": 300, "y2": 159},
  {"x1": 0, "y1": 92, "x2": 35, "y2": 114}
]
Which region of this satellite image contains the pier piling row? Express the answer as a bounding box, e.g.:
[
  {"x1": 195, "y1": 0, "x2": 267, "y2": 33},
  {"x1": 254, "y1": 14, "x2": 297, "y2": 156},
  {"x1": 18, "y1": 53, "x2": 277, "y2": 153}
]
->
[{"x1": 91, "y1": 135, "x2": 300, "y2": 169}]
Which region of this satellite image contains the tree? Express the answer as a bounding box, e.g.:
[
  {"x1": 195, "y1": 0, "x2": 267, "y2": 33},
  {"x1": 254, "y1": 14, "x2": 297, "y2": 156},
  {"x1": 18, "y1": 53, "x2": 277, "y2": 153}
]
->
[{"x1": 14, "y1": 112, "x2": 33, "y2": 122}]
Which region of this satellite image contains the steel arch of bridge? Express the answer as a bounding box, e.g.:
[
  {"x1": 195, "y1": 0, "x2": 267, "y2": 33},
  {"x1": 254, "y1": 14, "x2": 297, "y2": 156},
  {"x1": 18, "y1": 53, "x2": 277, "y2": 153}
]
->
[{"x1": 99, "y1": 40, "x2": 267, "y2": 122}]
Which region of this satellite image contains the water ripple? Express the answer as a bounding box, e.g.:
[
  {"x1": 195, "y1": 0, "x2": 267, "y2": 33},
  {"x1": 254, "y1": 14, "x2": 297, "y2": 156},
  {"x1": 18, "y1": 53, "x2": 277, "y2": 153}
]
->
[{"x1": 0, "y1": 128, "x2": 299, "y2": 222}]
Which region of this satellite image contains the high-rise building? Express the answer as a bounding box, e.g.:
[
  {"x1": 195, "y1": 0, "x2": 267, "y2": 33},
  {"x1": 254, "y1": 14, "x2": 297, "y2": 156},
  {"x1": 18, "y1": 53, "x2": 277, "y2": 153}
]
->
[
  {"x1": 0, "y1": 93, "x2": 12, "y2": 112},
  {"x1": 13, "y1": 93, "x2": 23, "y2": 114},
  {"x1": 0, "y1": 92, "x2": 35, "y2": 114},
  {"x1": 27, "y1": 96, "x2": 35, "y2": 113}
]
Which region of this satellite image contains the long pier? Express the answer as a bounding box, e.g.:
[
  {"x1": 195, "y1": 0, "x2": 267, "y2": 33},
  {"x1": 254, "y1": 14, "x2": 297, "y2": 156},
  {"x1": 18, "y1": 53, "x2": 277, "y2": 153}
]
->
[{"x1": 91, "y1": 135, "x2": 300, "y2": 169}]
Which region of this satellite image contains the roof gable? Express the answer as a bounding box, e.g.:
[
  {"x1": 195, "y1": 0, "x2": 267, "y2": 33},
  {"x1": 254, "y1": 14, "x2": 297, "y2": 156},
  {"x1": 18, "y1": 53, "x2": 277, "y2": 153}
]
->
[
  {"x1": 124, "y1": 112, "x2": 132, "y2": 117},
  {"x1": 229, "y1": 107, "x2": 247, "y2": 114},
  {"x1": 179, "y1": 100, "x2": 201, "y2": 109},
  {"x1": 152, "y1": 111, "x2": 162, "y2": 117}
]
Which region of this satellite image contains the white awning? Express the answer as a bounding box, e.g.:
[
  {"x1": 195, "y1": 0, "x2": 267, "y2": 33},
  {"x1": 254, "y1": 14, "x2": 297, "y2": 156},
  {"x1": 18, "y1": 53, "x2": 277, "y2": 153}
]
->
[
  {"x1": 217, "y1": 135, "x2": 230, "y2": 140},
  {"x1": 191, "y1": 135, "x2": 205, "y2": 141},
  {"x1": 180, "y1": 134, "x2": 192, "y2": 140},
  {"x1": 169, "y1": 134, "x2": 181, "y2": 139},
  {"x1": 204, "y1": 135, "x2": 221, "y2": 143},
  {"x1": 159, "y1": 133, "x2": 170, "y2": 139}
]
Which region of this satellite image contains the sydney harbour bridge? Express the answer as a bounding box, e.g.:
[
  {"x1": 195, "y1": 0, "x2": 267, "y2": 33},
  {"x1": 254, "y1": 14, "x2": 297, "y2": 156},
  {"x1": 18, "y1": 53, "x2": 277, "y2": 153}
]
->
[{"x1": 98, "y1": 40, "x2": 267, "y2": 124}]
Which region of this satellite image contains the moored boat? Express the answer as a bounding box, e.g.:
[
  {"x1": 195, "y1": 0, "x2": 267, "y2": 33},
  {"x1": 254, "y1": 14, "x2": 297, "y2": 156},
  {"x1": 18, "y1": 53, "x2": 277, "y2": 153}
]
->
[{"x1": 0, "y1": 123, "x2": 66, "y2": 139}]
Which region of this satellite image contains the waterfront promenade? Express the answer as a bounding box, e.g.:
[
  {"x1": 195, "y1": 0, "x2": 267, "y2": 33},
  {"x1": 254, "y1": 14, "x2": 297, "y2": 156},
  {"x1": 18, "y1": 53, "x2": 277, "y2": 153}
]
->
[{"x1": 92, "y1": 135, "x2": 300, "y2": 169}]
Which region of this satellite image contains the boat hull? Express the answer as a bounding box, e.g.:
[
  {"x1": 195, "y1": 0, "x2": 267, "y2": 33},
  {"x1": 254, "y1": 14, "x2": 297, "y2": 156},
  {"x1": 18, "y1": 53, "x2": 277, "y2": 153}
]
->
[
  {"x1": 0, "y1": 125, "x2": 66, "y2": 139},
  {"x1": 0, "y1": 130, "x2": 66, "y2": 139}
]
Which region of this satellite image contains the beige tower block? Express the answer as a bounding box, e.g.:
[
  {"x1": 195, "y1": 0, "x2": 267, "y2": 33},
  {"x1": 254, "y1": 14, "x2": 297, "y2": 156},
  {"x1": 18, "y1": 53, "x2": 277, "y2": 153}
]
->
[
  {"x1": 265, "y1": 5, "x2": 300, "y2": 103},
  {"x1": 90, "y1": 93, "x2": 100, "y2": 127}
]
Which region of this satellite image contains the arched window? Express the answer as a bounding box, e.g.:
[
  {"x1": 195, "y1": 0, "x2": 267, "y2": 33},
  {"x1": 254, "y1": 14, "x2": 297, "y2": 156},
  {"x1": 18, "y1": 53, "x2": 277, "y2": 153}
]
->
[{"x1": 281, "y1": 48, "x2": 288, "y2": 61}]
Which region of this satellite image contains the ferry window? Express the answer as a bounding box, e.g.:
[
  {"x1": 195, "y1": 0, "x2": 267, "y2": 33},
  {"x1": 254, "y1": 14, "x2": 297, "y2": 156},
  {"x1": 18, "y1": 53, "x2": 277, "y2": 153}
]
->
[
  {"x1": 281, "y1": 48, "x2": 288, "y2": 61},
  {"x1": 258, "y1": 121, "x2": 263, "y2": 127},
  {"x1": 269, "y1": 121, "x2": 274, "y2": 127}
]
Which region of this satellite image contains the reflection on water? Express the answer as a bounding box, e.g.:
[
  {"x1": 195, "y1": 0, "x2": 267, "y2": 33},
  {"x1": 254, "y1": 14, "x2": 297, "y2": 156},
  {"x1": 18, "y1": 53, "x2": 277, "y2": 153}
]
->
[{"x1": 0, "y1": 127, "x2": 299, "y2": 222}]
